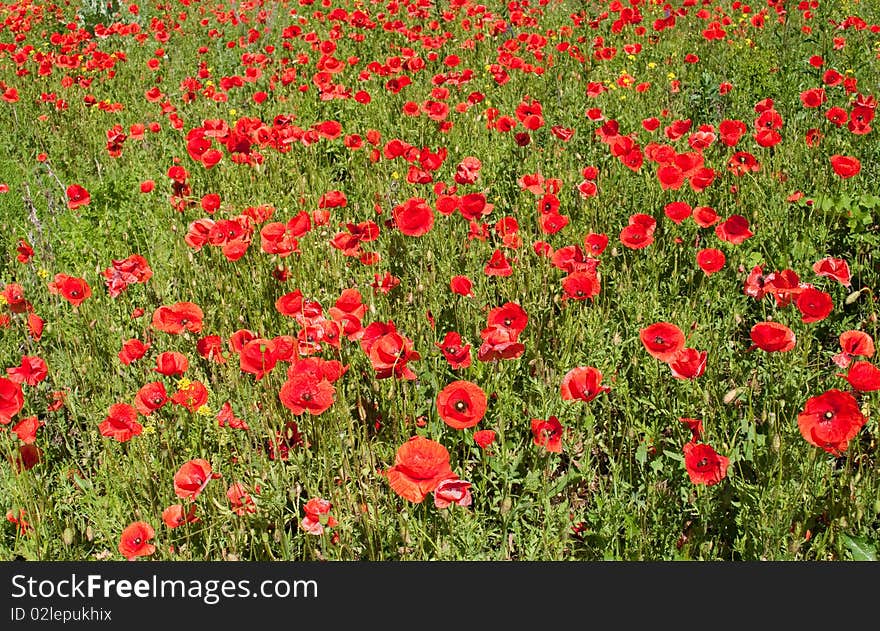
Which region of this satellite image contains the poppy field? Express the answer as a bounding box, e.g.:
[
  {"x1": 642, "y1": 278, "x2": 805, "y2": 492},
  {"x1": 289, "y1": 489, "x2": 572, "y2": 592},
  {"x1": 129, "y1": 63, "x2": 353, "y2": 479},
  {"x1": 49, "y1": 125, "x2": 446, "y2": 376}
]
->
[{"x1": 1, "y1": 0, "x2": 879, "y2": 561}]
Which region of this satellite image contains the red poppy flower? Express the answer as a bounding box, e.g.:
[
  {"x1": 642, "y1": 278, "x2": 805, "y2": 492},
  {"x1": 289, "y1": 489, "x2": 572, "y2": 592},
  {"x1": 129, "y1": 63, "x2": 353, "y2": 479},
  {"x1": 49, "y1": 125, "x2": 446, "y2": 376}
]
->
[
  {"x1": 843, "y1": 361, "x2": 880, "y2": 392},
  {"x1": 118, "y1": 338, "x2": 150, "y2": 365},
  {"x1": 362, "y1": 325, "x2": 420, "y2": 380},
  {"x1": 288, "y1": 357, "x2": 348, "y2": 384},
  {"x1": 719, "y1": 119, "x2": 747, "y2": 146},
  {"x1": 27, "y1": 313, "x2": 44, "y2": 341},
  {"x1": 477, "y1": 325, "x2": 525, "y2": 362},
  {"x1": 668, "y1": 348, "x2": 707, "y2": 380},
  {"x1": 797, "y1": 389, "x2": 866, "y2": 455},
  {"x1": 99, "y1": 403, "x2": 143, "y2": 442},
  {"x1": 715, "y1": 215, "x2": 753, "y2": 244},
  {"x1": 460, "y1": 192, "x2": 493, "y2": 220},
  {"x1": 531, "y1": 416, "x2": 565, "y2": 453},
  {"x1": 487, "y1": 302, "x2": 528, "y2": 335},
  {"x1": 174, "y1": 459, "x2": 220, "y2": 500},
  {"x1": 47, "y1": 390, "x2": 67, "y2": 413},
  {"x1": 3, "y1": 282, "x2": 27, "y2": 311},
  {"x1": 825, "y1": 106, "x2": 848, "y2": 126},
  {"x1": 449, "y1": 275, "x2": 474, "y2": 298},
  {"x1": 171, "y1": 381, "x2": 208, "y2": 412},
  {"x1": 239, "y1": 338, "x2": 277, "y2": 380},
  {"x1": 48, "y1": 274, "x2": 91, "y2": 306},
  {"x1": 134, "y1": 381, "x2": 168, "y2": 416},
  {"x1": 13, "y1": 444, "x2": 42, "y2": 471},
  {"x1": 371, "y1": 271, "x2": 401, "y2": 295},
  {"x1": 692, "y1": 205, "x2": 720, "y2": 228},
  {"x1": 12, "y1": 415, "x2": 42, "y2": 444},
  {"x1": 279, "y1": 373, "x2": 335, "y2": 415},
  {"x1": 301, "y1": 497, "x2": 338, "y2": 535},
  {"x1": 795, "y1": 287, "x2": 833, "y2": 323},
  {"x1": 560, "y1": 366, "x2": 609, "y2": 403},
  {"x1": 196, "y1": 335, "x2": 227, "y2": 363},
  {"x1": 434, "y1": 478, "x2": 473, "y2": 509},
  {"x1": 16, "y1": 239, "x2": 34, "y2": 264},
  {"x1": 764, "y1": 269, "x2": 803, "y2": 307},
  {"x1": 750, "y1": 322, "x2": 796, "y2": 352},
  {"x1": 727, "y1": 151, "x2": 760, "y2": 175},
  {"x1": 576, "y1": 180, "x2": 598, "y2": 199},
  {"x1": 799, "y1": 88, "x2": 826, "y2": 108},
  {"x1": 102, "y1": 254, "x2": 153, "y2": 297},
  {"x1": 812, "y1": 257, "x2": 851, "y2": 287},
  {"x1": 229, "y1": 329, "x2": 259, "y2": 354},
  {"x1": 473, "y1": 429, "x2": 496, "y2": 449},
  {"x1": 620, "y1": 223, "x2": 654, "y2": 249},
  {"x1": 833, "y1": 330, "x2": 875, "y2": 368},
  {"x1": 664, "y1": 201, "x2": 692, "y2": 224},
  {"x1": 680, "y1": 418, "x2": 703, "y2": 442},
  {"x1": 6, "y1": 509, "x2": 31, "y2": 534},
  {"x1": 118, "y1": 522, "x2": 155, "y2": 560},
  {"x1": 484, "y1": 249, "x2": 513, "y2": 276},
  {"x1": 151, "y1": 302, "x2": 204, "y2": 334},
  {"x1": 584, "y1": 232, "x2": 608, "y2": 256},
  {"x1": 385, "y1": 436, "x2": 456, "y2": 503},
  {"x1": 66, "y1": 184, "x2": 91, "y2": 209},
  {"x1": 657, "y1": 164, "x2": 685, "y2": 190},
  {"x1": 435, "y1": 331, "x2": 472, "y2": 370},
  {"x1": 162, "y1": 504, "x2": 198, "y2": 529},
  {"x1": 640, "y1": 322, "x2": 685, "y2": 362},
  {"x1": 830, "y1": 155, "x2": 860, "y2": 178},
  {"x1": 538, "y1": 211, "x2": 569, "y2": 235},
  {"x1": 216, "y1": 401, "x2": 248, "y2": 430},
  {"x1": 226, "y1": 482, "x2": 257, "y2": 516},
  {"x1": 561, "y1": 270, "x2": 601, "y2": 302},
  {"x1": 696, "y1": 248, "x2": 726, "y2": 275},
  {"x1": 437, "y1": 380, "x2": 487, "y2": 429},
  {"x1": 155, "y1": 351, "x2": 189, "y2": 376},
  {"x1": 683, "y1": 442, "x2": 729, "y2": 485},
  {"x1": 393, "y1": 197, "x2": 434, "y2": 237},
  {"x1": 6, "y1": 356, "x2": 48, "y2": 386},
  {"x1": 265, "y1": 420, "x2": 304, "y2": 461},
  {"x1": 330, "y1": 288, "x2": 366, "y2": 324}
]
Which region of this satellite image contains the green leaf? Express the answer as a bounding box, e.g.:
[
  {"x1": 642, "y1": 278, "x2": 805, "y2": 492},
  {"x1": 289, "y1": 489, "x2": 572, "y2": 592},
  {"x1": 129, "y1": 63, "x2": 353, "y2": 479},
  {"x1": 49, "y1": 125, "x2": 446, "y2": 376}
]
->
[
  {"x1": 663, "y1": 449, "x2": 684, "y2": 463},
  {"x1": 840, "y1": 533, "x2": 877, "y2": 561},
  {"x1": 635, "y1": 443, "x2": 648, "y2": 466}
]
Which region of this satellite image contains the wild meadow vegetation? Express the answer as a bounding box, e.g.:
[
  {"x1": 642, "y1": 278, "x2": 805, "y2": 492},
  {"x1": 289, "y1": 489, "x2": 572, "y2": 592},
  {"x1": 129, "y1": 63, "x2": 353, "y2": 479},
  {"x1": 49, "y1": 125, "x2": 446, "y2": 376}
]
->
[{"x1": 0, "y1": 0, "x2": 878, "y2": 561}]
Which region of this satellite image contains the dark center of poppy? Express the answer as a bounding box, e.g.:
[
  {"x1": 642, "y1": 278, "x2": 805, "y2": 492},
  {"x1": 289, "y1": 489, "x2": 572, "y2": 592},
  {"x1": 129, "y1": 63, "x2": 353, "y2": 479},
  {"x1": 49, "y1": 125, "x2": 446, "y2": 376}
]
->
[
  {"x1": 180, "y1": 318, "x2": 188, "y2": 324},
  {"x1": 576, "y1": 290, "x2": 584, "y2": 297},
  {"x1": 446, "y1": 347, "x2": 457, "y2": 354},
  {"x1": 654, "y1": 336, "x2": 664, "y2": 344},
  {"x1": 504, "y1": 318, "x2": 512, "y2": 326},
  {"x1": 823, "y1": 411, "x2": 834, "y2": 420},
  {"x1": 306, "y1": 335, "x2": 315, "y2": 343},
  {"x1": 133, "y1": 537, "x2": 142, "y2": 545},
  {"x1": 302, "y1": 393, "x2": 312, "y2": 401},
  {"x1": 152, "y1": 396, "x2": 163, "y2": 404},
  {"x1": 697, "y1": 458, "x2": 708, "y2": 468},
  {"x1": 454, "y1": 400, "x2": 467, "y2": 412},
  {"x1": 738, "y1": 155, "x2": 747, "y2": 163},
  {"x1": 70, "y1": 290, "x2": 80, "y2": 297}
]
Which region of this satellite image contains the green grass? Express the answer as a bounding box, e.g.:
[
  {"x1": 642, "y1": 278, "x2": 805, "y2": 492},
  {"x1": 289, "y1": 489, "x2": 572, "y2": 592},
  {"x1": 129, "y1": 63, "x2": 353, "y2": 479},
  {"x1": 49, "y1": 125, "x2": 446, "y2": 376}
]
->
[{"x1": 0, "y1": 0, "x2": 878, "y2": 561}]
